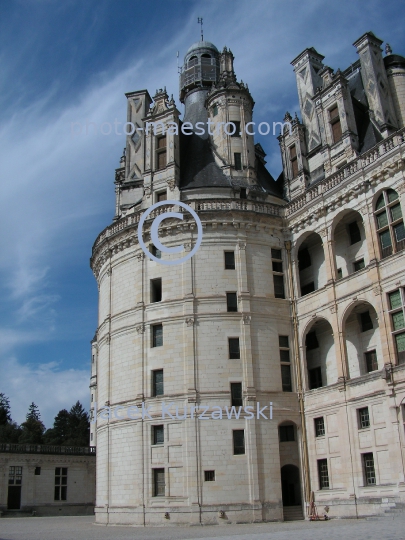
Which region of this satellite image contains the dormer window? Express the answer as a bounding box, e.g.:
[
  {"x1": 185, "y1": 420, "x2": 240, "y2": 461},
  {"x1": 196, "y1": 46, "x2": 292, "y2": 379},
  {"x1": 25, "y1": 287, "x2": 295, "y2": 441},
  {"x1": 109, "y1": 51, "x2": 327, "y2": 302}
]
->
[
  {"x1": 289, "y1": 145, "x2": 298, "y2": 178},
  {"x1": 156, "y1": 135, "x2": 166, "y2": 170},
  {"x1": 330, "y1": 105, "x2": 342, "y2": 143}
]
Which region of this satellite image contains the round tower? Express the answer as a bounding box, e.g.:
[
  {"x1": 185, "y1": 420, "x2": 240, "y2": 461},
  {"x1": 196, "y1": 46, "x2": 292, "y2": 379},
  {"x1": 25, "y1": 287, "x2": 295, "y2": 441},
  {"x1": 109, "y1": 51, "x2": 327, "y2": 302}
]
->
[{"x1": 91, "y1": 40, "x2": 295, "y2": 527}]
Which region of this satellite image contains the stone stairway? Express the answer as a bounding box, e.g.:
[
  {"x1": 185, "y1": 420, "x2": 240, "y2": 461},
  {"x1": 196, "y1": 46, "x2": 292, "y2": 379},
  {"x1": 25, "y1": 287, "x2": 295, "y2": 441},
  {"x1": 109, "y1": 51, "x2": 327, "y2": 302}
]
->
[{"x1": 283, "y1": 505, "x2": 305, "y2": 521}]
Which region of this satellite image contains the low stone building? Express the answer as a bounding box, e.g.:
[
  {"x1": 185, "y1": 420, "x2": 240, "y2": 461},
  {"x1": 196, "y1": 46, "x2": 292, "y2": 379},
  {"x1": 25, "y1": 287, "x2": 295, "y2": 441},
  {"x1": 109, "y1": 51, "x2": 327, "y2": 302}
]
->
[{"x1": 0, "y1": 444, "x2": 96, "y2": 516}]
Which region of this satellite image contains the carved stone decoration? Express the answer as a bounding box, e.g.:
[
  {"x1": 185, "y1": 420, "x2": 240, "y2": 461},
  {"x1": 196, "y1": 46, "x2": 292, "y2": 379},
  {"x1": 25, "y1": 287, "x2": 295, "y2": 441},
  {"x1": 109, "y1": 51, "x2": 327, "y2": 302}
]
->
[
  {"x1": 373, "y1": 285, "x2": 382, "y2": 295},
  {"x1": 136, "y1": 324, "x2": 145, "y2": 334},
  {"x1": 396, "y1": 183, "x2": 405, "y2": 195},
  {"x1": 137, "y1": 253, "x2": 145, "y2": 261},
  {"x1": 106, "y1": 267, "x2": 112, "y2": 277},
  {"x1": 359, "y1": 205, "x2": 369, "y2": 216},
  {"x1": 319, "y1": 228, "x2": 328, "y2": 238},
  {"x1": 330, "y1": 305, "x2": 337, "y2": 313},
  {"x1": 242, "y1": 314, "x2": 251, "y2": 325},
  {"x1": 184, "y1": 243, "x2": 192, "y2": 252},
  {"x1": 167, "y1": 178, "x2": 176, "y2": 191},
  {"x1": 238, "y1": 242, "x2": 246, "y2": 250},
  {"x1": 185, "y1": 317, "x2": 195, "y2": 327},
  {"x1": 144, "y1": 186, "x2": 152, "y2": 196}
]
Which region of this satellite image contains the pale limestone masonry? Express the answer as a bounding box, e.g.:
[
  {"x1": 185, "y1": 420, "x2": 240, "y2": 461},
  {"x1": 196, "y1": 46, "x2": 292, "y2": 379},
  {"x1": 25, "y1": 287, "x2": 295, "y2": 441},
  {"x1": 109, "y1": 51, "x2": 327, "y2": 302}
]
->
[{"x1": 90, "y1": 32, "x2": 405, "y2": 525}]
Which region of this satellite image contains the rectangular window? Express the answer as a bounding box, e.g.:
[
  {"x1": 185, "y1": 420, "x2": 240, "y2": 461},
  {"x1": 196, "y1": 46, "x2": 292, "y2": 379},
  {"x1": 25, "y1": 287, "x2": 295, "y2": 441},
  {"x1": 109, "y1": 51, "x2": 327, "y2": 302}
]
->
[
  {"x1": 279, "y1": 425, "x2": 295, "y2": 442},
  {"x1": 157, "y1": 191, "x2": 167, "y2": 202},
  {"x1": 153, "y1": 468, "x2": 165, "y2": 496},
  {"x1": 379, "y1": 229, "x2": 392, "y2": 258},
  {"x1": 360, "y1": 311, "x2": 373, "y2": 332},
  {"x1": 156, "y1": 136, "x2": 167, "y2": 170},
  {"x1": 150, "y1": 278, "x2": 162, "y2": 303},
  {"x1": 391, "y1": 203, "x2": 402, "y2": 222},
  {"x1": 204, "y1": 470, "x2": 215, "y2": 481},
  {"x1": 213, "y1": 104, "x2": 218, "y2": 117},
  {"x1": 377, "y1": 210, "x2": 389, "y2": 229},
  {"x1": 226, "y1": 292, "x2": 238, "y2": 312},
  {"x1": 231, "y1": 383, "x2": 243, "y2": 407},
  {"x1": 389, "y1": 290, "x2": 402, "y2": 310},
  {"x1": 234, "y1": 152, "x2": 242, "y2": 171},
  {"x1": 153, "y1": 425, "x2": 164, "y2": 445},
  {"x1": 392, "y1": 311, "x2": 405, "y2": 330},
  {"x1": 152, "y1": 324, "x2": 163, "y2": 347},
  {"x1": 279, "y1": 335, "x2": 292, "y2": 392},
  {"x1": 35, "y1": 467, "x2": 41, "y2": 475},
  {"x1": 289, "y1": 145, "x2": 299, "y2": 178},
  {"x1": 150, "y1": 244, "x2": 162, "y2": 259},
  {"x1": 314, "y1": 417, "x2": 325, "y2": 437},
  {"x1": 353, "y1": 259, "x2": 365, "y2": 272},
  {"x1": 348, "y1": 221, "x2": 362, "y2": 244},
  {"x1": 233, "y1": 429, "x2": 245, "y2": 455},
  {"x1": 362, "y1": 453, "x2": 376, "y2": 485},
  {"x1": 298, "y1": 247, "x2": 311, "y2": 270},
  {"x1": 309, "y1": 367, "x2": 323, "y2": 389},
  {"x1": 272, "y1": 249, "x2": 285, "y2": 299},
  {"x1": 54, "y1": 467, "x2": 67, "y2": 501},
  {"x1": 301, "y1": 282, "x2": 315, "y2": 296},
  {"x1": 358, "y1": 407, "x2": 370, "y2": 429},
  {"x1": 330, "y1": 105, "x2": 342, "y2": 143},
  {"x1": 9, "y1": 466, "x2": 22, "y2": 485},
  {"x1": 152, "y1": 369, "x2": 164, "y2": 397},
  {"x1": 337, "y1": 268, "x2": 343, "y2": 279},
  {"x1": 273, "y1": 275, "x2": 285, "y2": 299},
  {"x1": 318, "y1": 459, "x2": 329, "y2": 489},
  {"x1": 306, "y1": 331, "x2": 319, "y2": 350},
  {"x1": 231, "y1": 121, "x2": 241, "y2": 137},
  {"x1": 228, "y1": 337, "x2": 240, "y2": 359},
  {"x1": 365, "y1": 350, "x2": 378, "y2": 373},
  {"x1": 395, "y1": 332, "x2": 405, "y2": 364},
  {"x1": 225, "y1": 251, "x2": 235, "y2": 270}
]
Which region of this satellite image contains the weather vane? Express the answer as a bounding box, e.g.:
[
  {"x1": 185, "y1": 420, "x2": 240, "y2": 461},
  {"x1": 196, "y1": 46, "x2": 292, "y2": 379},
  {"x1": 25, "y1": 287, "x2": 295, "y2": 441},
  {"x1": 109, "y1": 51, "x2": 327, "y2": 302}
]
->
[{"x1": 198, "y1": 17, "x2": 203, "y2": 41}]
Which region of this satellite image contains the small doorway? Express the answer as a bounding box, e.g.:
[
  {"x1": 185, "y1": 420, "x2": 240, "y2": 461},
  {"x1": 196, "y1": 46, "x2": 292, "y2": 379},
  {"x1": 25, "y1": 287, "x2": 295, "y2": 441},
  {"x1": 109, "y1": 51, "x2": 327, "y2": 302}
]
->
[
  {"x1": 281, "y1": 464, "x2": 301, "y2": 506},
  {"x1": 7, "y1": 466, "x2": 22, "y2": 510}
]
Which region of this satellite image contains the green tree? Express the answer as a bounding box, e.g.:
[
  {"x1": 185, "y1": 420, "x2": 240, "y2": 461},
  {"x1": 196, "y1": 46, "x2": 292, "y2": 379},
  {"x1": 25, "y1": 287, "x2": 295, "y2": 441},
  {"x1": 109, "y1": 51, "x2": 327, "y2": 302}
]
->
[
  {"x1": 43, "y1": 409, "x2": 70, "y2": 445},
  {"x1": 18, "y1": 403, "x2": 45, "y2": 444},
  {"x1": 65, "y1": 401, "x2": 89, "y2": 446},
  {"x1": 0, "y1": 393, "x2": 22, "y2": 443}
]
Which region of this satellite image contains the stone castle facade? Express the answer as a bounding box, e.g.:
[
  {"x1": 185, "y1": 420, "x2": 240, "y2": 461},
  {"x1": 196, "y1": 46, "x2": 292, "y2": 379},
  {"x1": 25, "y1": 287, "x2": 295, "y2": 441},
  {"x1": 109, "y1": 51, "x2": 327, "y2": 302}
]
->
[{"x1": 90, "y1": 31, "x2": 405, "y2": 525}]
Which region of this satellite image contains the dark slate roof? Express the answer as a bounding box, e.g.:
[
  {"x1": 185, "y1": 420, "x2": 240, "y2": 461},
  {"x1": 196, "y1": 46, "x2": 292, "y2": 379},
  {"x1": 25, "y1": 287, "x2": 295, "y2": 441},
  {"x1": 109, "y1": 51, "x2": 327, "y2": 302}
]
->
[
  {"x1": 384, "y1": 54, "x2": 405, "y2": 68},
  {"x1": 255, "y1": 157, "x2": 284, "y2": 198},
  {"x1": 179, "y1": 132, "x2": 231, "y2": 189}
]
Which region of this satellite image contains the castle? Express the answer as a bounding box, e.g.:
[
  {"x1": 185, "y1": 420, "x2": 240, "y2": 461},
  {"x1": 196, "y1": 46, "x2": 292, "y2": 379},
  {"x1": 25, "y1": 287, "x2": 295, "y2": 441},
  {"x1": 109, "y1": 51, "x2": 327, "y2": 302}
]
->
[{"x1": 90, "y1": 31, "x2": 405, "y2": 524}]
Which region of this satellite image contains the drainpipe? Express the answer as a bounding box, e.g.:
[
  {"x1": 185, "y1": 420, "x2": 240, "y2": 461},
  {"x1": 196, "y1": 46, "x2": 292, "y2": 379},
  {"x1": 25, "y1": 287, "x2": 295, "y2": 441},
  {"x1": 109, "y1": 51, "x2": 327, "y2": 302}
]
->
[{"x1": 285, "y1": 241, "x2": 311, "y2": 512}]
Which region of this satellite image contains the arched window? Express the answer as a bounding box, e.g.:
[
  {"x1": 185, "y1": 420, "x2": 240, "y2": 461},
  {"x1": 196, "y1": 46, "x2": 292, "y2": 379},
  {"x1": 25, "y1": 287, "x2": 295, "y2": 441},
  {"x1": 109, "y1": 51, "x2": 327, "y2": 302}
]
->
[
  {"x1": 374, "y1": 189, "x2": 405, "y2": 258},
  {"x1": 188, "y1": 56, "x2": 198, "y2": 67}
]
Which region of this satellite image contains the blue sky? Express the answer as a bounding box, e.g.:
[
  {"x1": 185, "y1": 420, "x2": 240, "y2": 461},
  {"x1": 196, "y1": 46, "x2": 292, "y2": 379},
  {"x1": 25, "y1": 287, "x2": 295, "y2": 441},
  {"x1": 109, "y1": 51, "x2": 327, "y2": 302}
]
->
[{"x1": 1, "y1": 0, "x2": 404, "y2": 427}]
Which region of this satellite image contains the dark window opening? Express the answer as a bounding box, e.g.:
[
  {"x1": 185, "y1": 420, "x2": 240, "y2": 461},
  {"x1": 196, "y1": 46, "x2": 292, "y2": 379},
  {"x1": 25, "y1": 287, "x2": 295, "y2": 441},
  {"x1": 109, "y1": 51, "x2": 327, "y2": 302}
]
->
[
  {"x1": 226, "y1": 292, "x2": 238, "y2": 312},
  {"x1": 289, "y1": 145, "x2": 299, "y2": 178},
  {"x1": 314, "y1": 417, "x2": 325, "y2": 437},
  {"x1": 330, "y1": 105, "x2": 342, "y2": 143},
  {"x1": 204, "y1": 470, "x2": 215, "y2": 481},
  {"x1": 152, "y1": 369, "x2": 164, "y2": 396},
  {"x1": 274, "y1": 275, "x2": 285, "y2": 299},
  {"x1": 156, "y1": 136, "x2": 167, "y2": 170},
  {"x1": 233, "y1": 429, "x2": 245, "y2": 455},
  {"x1": 213, "y1": 104, "x2": 218, "y2": 117},
  {"x1": 306, "y1": 331, "x2": 319, "y2": 350},
  {"x1": 228, "y1": 338, "x2": 240, "y2": 359},
  {"x1": 318, "y1": 459, "x2": 329, "y2": 489},
  {"x1": 152, "y1": 324, "x2": 163, "y2": 347},
  {"x1": 337, "y1": 268, "x2": 343, "y2": 279},
  {"x1": 54, "y1": 467, "x2": 67, "y2": 501},
  {"x1": 279, "y1": 425, "x2": 295, "y2": 442},
  {"x1": 301, "y1": 282, "x2": 315, "y2": 296},
  {"x1": 153, "y1": 425, "x2": 164, "y2": 445},
  {"x1": 150, "y1": 244, "x2": 162, "y2": 259},
  {"x1": 365, "y1": 350, "x2": 378, "y2": 373},
  {"x1": 231, "y1": 121, "x2": 241, "y2": 137},
  {"x1": 360, "y1": 311, "x2": 373, "y2": 332},
  {"x1": 348, "y1": 221, "x2": 361, "y2": 244},
  {"x1": 298, "y1": 247, "x2": 311, "y2": 270},
  {"x1": 309, "y1": 367, "x2": 323, "y2": 389},
  {"x1": 225, "y1": 251, "x2": 235, "y2": 269},
  {"x1": 153, "y1": 468, "x2": 165, "y2": 496},
  {"x1": 358, "y1": 407, "x2": 370, "y2": 429},
  {"x1": 353, "y1": 259, "x2": 365, "y2": 272},
  {"x1": 281, "y1": 365, "x2": 292, "y2": 392},
  {"x1": 234, "y1": 153, "x2": 242, "y2": 170},
  {"x1": 157, "y1": 191, "x2": 167, "y2": 202},
  {"x1": 362, "y1": 453, "x2": 376, "y2": 485},
  {"x1": 35, "y1": 467, "x2": 41, "y2": 476},
  {"x1": 150, "y1": 278, "x2": 162, "y2": 303},
  {"x1": 231, "y1": 383, "x2": 243, "y2": 407}
]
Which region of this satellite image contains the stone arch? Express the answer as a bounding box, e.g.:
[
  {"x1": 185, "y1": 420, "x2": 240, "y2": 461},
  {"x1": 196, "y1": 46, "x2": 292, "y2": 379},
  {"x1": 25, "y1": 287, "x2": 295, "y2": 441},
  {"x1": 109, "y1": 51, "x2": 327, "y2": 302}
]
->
[
  {"x1": 294, "y1": 231, "x2": 327, "y2": 297},
  {"x1": 331, "y1": 209, "x2": 369, "y2": 279},
  {"x1": 342, "y1": 300, "x2": 383, "y2": 378},
  {"x1": 302, "y1": 316, "x2": 337, "y2": 389}
]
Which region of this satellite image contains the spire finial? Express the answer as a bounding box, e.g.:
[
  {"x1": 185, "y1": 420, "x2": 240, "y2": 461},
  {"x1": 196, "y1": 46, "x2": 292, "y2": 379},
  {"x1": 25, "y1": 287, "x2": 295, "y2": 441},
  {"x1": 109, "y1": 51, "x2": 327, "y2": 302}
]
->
[
  {"x1": 197, "y1": 17, "x2": 203, "y2": 41},
  {"x1": 385, "y1": 43, "x2": 392, "y2": 55}
]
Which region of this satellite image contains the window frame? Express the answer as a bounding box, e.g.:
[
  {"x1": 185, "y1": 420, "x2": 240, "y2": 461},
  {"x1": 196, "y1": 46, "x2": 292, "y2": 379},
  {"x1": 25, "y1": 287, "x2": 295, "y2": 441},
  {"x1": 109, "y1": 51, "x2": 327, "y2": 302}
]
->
[
  {"x1": 151, "y1": 324, "x2": 163, "y2": 348},
  {"x1": 226, "y1": 292, "x2": 238, "y2": 312},
  {"x1": 387, "y1": 288, "x2": 405, "y2": 364},
  {"x1": 314, "y1": 417, "x2": 325, "y2": 437},
  {"x1": 204, "y1": 470, "x2": 215, "y2": 481},
  {"x1": 272, "y1": 249, "x2": 285, "y2": 299},
  {"x1": 152, "y1": 425, "x2": 164, "y2": 445},
  {"x1": 234, "y1": 152, "x2": 242, "y2": 171},
  {"x1": 228, "y1": 337, "x2": 240, "y2": 359},
  {"x1": 289, "y1": 144, "x2": 299, "y2": 178},
  {"x1": 232, "y1": 429, "x2": 245, "y2": 455},
  {"x1": 317, "y1": 459, "x2": 330, "y2": 489},
  {"x1": 329, "y1": 104, "x2": 342, "y2": 144},
  {"x1": 374, "y1": 189, "x2": 404, "y2": 259},
  {"x1": 224, "y1": 251, "x2": 236, "y2": 270},
  {"x1": 156, "y1": 135, "x2": 167, "y2": 171},
  {"x1": 230, "y1": 382, "x2": 243, "y2": 407},
  {"x1": 153, "y1": 468, "x2": 165, "y2": 497},
  {"x1": 150, "y1": 278, "x2": 162, "y2": 303},
  {"x1": 279, "y1": 335, "x2": 292, "y2": 392},
  {"x1": 152, "y1": 369, "x2": 164, "y2": 397},
  {"x1": 362, "y1": 452, "x2": 376, "y2": 486},
  {"x1": 358, "y1": 407, "x2": 370, "y2": 430},
  {"x1": 54, "y1": 467, "x2": 67, "y2": 501}
]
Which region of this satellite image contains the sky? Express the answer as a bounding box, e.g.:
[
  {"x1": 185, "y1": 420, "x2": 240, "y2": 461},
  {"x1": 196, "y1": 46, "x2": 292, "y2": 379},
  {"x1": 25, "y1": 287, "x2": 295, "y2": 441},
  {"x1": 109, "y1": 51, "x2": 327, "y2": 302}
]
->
[{"x1": 1, "y1": 0, "x2": 404, "y2": 428}]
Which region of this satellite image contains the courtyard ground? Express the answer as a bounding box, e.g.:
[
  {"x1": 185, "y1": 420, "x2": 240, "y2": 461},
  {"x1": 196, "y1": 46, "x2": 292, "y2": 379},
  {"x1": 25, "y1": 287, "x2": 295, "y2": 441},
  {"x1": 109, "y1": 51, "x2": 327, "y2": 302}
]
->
[{"x1": 0, "y1": 514, "x2": 405, "y2": 540}]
